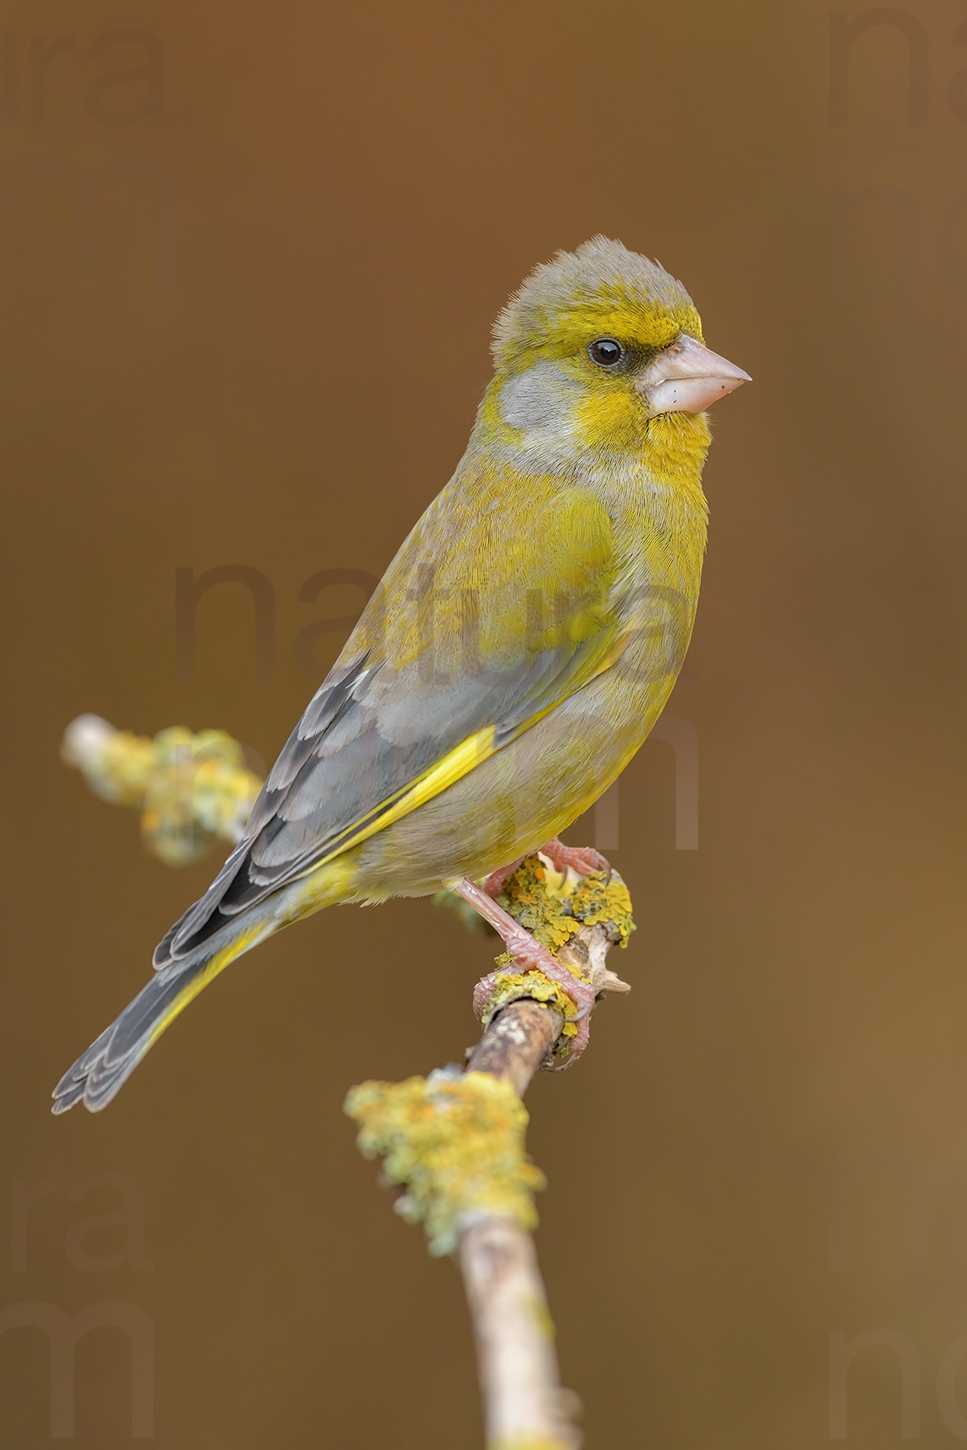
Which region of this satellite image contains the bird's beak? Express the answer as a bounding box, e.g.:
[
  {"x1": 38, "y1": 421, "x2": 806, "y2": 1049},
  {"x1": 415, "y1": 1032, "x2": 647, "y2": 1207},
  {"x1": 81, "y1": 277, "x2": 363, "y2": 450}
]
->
[{"x1": 636, "y1": 334, "x2": 751, "y2": 418}]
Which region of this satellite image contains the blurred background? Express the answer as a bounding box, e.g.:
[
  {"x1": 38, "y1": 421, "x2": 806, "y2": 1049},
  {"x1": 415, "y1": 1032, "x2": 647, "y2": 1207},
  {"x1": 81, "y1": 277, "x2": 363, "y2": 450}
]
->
[{"x1": 2, "y1": 0, "x2": 966, "y2": 1444}]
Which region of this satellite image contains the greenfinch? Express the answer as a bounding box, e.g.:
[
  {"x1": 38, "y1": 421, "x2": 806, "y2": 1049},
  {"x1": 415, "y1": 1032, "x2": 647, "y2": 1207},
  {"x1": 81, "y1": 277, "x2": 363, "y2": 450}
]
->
[{"x1": 54, "y1": 236, "x2": 749, "y2": 1113}]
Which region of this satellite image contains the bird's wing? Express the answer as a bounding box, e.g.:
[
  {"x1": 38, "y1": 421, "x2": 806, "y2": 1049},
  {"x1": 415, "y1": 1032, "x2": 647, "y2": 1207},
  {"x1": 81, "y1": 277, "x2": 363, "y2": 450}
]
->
[{"x1": 155, "y1": 467, "x2": 623, "y2": 966}]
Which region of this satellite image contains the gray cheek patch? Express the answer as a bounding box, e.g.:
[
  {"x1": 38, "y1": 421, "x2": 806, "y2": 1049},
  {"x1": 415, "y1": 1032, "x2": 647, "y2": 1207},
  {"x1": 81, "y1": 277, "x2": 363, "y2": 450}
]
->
[{"x1": 499, "y1": 363, "x2": 576, "y2": 431}]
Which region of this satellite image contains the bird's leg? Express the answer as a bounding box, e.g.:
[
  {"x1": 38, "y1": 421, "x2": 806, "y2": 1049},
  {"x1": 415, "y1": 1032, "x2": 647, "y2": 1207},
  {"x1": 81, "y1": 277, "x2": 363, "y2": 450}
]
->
[
  {"x1": 538, "y1": 837, "x2": 612, "y2": 881},
  {"x1": 481, "y1": 855, "x2": 528, "y2": 900},
  {"x1": 453, "y1": 876, "x2": 596, "y2": 1060}
]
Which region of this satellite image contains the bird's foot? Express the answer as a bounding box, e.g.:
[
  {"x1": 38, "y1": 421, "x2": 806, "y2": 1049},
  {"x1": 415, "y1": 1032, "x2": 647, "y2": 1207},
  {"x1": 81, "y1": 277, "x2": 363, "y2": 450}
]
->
[
  {"x1": 482, "y1": 838, "x2": 610, "y2": 901},
  {"x1": 454, "y1": 876, "x2": 595, "y2": 1063},
  {"x1": 539, "y1": 837, "x2": 612, "y2": 882}
]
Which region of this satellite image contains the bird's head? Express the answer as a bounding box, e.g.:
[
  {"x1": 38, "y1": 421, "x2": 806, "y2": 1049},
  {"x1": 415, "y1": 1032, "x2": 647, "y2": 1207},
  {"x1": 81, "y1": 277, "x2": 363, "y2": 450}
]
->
[{"x1": 483, "y1": 236, "x2": 749, "y2": 476}]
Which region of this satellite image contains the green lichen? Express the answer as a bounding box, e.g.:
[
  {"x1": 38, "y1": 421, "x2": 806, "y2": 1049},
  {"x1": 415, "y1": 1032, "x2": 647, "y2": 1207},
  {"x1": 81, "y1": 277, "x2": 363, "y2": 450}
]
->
[{"x1": 345, "y1": 1069, "x2": 546, "y2": 1256}]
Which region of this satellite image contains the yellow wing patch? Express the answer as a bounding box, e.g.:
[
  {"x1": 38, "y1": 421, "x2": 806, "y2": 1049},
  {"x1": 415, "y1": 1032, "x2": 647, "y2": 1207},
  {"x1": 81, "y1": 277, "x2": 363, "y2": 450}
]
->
[
  {"x1": 298, "y1": 634, "x2": 627, "y2": 885},
  {"x1": 311, "y1": 725, "x2": 498, "y2": 869}
]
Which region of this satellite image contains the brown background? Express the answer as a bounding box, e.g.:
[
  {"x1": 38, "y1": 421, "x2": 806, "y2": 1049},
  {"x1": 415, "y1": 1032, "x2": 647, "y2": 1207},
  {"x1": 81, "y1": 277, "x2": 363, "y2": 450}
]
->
[{"x1": 2, "y1": 0, "x2": 966, "y2": 1445}]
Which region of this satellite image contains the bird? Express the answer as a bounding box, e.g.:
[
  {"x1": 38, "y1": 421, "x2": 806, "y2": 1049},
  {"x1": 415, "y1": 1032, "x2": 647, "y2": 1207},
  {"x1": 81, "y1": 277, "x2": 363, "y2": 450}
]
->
[{"x1": 53, "y1": 236, "x2": 749, "y2": 1113}]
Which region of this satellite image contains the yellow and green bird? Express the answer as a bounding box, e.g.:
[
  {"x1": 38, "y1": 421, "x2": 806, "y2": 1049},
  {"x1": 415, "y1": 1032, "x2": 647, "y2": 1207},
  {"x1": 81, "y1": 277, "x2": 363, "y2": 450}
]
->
[{"x1": 53, "y1": 236, "x2": 749, "y2": 1113}]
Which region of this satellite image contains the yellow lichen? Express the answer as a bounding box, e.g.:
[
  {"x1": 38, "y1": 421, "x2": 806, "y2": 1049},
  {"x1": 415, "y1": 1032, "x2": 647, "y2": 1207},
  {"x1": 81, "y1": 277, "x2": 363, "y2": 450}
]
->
[
  {"x1": 344, "y1": 1069, "x2": 546, "y2": 1256},
  {"x1": 492, "y1": 1438, "x2": 574, "y2": 1450},
  {"x1": 446, "y1": 853, "x2": 637, "y2": 1065},
  {"x1": 497, "y1": 855, "x2": 636, "y2": 953},
  {"x1": 70, "y1": 724, "x2": 263, "y2": 866},
  {"x1": 481, "y1": 967, "x2": 579, "y2": 1042}
]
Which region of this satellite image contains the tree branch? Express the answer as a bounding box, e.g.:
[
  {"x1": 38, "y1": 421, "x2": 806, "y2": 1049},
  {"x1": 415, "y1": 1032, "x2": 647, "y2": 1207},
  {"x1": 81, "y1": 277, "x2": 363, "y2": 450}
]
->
[
  {"x1": 458, "y1": 919, "x2": 628, "y2": 1450},
  {"x1": 347, "y1": 899, "x2": 630, "y2": 1450}
]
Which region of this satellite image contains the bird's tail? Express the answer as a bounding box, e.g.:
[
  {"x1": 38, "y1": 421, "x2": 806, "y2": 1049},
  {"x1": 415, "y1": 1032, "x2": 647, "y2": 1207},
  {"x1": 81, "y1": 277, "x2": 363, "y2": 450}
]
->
[{"x1": 52, "y1": 916, "x2": 275, "y2": 1115}]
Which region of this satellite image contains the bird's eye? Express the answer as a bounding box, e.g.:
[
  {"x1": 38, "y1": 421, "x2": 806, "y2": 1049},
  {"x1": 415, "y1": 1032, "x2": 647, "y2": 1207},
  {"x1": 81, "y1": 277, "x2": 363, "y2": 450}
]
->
[{"x1": 589, "y1": 338, "x2": 624, "y2": 367}]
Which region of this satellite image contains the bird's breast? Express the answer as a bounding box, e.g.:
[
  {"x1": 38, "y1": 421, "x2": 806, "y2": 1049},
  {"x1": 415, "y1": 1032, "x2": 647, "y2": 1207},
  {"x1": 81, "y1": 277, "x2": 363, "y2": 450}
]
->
[{"x1": 592, "y1": 464, "x2": 708, "y2": 693}]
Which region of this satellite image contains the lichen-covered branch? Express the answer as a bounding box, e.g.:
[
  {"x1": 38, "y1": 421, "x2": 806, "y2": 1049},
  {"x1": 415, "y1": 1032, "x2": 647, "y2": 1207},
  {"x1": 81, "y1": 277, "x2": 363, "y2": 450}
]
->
[
  {"x1": 346, "y1": 860, "x2": 633, "y2": 1450},
  {"x1": 61, "y1": 714, "x2": 262, "y2": 865},
  {"x1": 346, "y1": 1069, "x2": 545, "y2": 1256}
]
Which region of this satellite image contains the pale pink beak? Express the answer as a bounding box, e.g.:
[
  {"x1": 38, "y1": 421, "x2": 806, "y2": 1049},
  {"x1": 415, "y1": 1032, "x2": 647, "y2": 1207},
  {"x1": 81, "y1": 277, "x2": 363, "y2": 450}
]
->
[{"x1": 636, "y1": 334, "x2": 751, "y2": 418}]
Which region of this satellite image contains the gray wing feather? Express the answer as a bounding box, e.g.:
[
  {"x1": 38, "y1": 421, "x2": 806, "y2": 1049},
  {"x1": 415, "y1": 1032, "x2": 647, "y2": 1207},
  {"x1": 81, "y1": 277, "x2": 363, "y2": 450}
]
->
[{"x1": 154, "y1": 620, "x2": 612, "y2": 970}]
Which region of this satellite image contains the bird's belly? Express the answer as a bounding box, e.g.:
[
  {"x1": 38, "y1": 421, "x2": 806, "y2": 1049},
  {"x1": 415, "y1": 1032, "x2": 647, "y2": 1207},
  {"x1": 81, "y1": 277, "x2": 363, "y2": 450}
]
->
[{"x1": 349, "y1": 664, "x2": 676, "y2": 899}]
